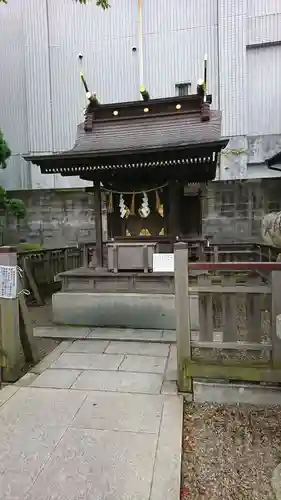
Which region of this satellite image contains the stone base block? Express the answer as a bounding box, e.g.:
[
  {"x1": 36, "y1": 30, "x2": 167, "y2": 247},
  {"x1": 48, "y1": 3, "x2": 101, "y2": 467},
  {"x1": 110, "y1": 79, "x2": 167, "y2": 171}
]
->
[{"x1": 53, "y1": 292, "x2": 199, "y2": 330}]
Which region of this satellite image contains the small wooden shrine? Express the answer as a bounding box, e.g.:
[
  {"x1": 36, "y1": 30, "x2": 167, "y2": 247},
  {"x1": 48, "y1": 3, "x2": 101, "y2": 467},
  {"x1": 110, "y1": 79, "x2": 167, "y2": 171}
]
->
[{"x1": 25, "y1": 74, "x2": 228, "y2": 272}]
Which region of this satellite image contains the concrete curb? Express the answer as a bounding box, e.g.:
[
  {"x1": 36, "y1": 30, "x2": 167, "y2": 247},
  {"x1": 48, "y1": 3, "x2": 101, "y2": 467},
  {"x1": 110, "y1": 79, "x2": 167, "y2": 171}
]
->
[
  {"x1": 150, "y1": 395, "x2": 183, "y2": 500},
  {"x1": 30, "y1": 341, "x2": 73, "y2": 375},
  {"x1": 272, "y1": 463, "x2": 281, "y2": 499},
  {"x1": 0, "y1": 385, "x2": 19, "y2": 407},
  {"x1": 193, "y1": 381, "x2": 281, "y2": 405}
]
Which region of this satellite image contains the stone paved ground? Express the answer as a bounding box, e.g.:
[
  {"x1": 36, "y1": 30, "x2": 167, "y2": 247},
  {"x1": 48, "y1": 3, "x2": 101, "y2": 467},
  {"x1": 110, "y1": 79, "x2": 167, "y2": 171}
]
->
[{"x1": 0, "y1": 339, "x2": 182, "y2": 500}]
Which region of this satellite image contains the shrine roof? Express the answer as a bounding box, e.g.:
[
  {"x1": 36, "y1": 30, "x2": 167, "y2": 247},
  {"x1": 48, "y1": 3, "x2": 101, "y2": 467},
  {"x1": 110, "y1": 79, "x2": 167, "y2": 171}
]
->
[
  {"x1": 23, "y1": 93, "x2": 228, "y2": 181},
  {"x1": 70, "y1": 108, "x2": 222, "y2": 156},
  {"x1": 266, "y1": 150, "x2": 281, "y2": 171}
]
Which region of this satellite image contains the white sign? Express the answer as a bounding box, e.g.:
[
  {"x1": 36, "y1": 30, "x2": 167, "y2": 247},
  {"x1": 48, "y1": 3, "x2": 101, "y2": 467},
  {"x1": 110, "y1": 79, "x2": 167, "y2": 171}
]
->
[
  {"x1": 0, "y1": 266, "x2": 17, "y2": 299},
  {"x1": 153, "y1": 253, "x2": 174, "y2": 273}
]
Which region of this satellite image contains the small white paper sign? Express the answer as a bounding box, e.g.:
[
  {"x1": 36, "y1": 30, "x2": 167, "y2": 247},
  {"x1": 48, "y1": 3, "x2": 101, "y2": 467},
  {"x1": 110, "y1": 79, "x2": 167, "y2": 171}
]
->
[
  {"x1": 153, "y1": 253, "x2": 174, "y2": 273},
  {"x1": 0, "y1": 265, "x2": 17, "y2": 299}
]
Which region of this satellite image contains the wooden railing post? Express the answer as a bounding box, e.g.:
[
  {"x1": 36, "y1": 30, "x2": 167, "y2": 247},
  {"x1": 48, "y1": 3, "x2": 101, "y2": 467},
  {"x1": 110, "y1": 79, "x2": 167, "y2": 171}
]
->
[
  {"x1": 0, "y1": 247, "x2": 33, "y2": 381},
  {"x1": 82, "y1": 244, "x2": 88, "y2": 267},
  {"x1": 174, "y1": 242, "x2": 192, "y2": 392},
  {"x1": 271, "y1": 270, "x2": 281, "y2": 368},
  {"x1": 63, "y1": 248, "x2": 68, "y2": 271},
  {"x1": 213, "y1": 244, "x2": 219, "y2": 262}
]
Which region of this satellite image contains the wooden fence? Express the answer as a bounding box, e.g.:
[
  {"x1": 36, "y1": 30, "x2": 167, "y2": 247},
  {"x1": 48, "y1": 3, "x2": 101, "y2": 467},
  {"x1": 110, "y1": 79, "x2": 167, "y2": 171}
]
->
[
  {"x1": 17, "y1": 242, "x2": 96, "y2": 304},
  {"x1": 174, "y1": 242, "x2": 281, "y2": 392},
  {"x1": 16, "y1": 240, "x2": 281, "y2": 306},
  {"x1": 202, "y1": 242, "x2": 280, "y2": 262}
]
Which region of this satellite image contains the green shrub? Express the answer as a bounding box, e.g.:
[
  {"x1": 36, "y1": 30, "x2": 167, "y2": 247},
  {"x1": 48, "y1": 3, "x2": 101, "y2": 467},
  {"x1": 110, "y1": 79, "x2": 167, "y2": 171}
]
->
[{"x1": 17, "y1": 242, "x2": 42, "y2": 252}]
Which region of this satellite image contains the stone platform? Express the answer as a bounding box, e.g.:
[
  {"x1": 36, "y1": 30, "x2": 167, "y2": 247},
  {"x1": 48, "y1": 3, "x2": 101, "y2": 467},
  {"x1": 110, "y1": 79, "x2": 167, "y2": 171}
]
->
[{"x1": 52, "y1": 291, "x2": 199, "y2": 330}]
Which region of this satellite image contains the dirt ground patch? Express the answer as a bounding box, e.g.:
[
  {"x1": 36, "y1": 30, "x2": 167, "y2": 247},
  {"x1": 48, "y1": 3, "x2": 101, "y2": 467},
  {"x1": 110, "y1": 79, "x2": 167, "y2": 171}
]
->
[
  {"x1": 182, "y1": 401, "x2": 281, "y2": 499},
  {"x1": 25, "y1": 299, "x2": 60, "y2": 368}
]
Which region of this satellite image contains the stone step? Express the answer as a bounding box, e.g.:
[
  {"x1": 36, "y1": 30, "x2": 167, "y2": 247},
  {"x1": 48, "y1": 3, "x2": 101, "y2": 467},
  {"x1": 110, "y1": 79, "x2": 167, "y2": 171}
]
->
[{"x1": 34, "y1": 326, "x2": 176, "y2": 343}]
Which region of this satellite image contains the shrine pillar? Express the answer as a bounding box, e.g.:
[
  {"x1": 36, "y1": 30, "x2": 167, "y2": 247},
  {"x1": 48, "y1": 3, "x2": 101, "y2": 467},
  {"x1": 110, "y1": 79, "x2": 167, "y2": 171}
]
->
[
  {"x1": 168, "y1": 180, "x2": 180, "y2": 238},
  {"x1": 92, "y1": 181, "x2": 104, "y2": 268}
]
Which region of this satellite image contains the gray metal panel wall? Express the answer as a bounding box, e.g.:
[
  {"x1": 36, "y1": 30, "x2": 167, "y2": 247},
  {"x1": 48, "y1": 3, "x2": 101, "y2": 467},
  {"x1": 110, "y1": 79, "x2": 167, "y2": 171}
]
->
[
  {"x1": 22, "y1": 0, "x2": 53, "y2": 153},
  {"x1": 47, "y1": 0, "x2": 139, "y2": 152},
  {"x1": 247, "y1": 0, "x2": 281, "y2": 17},
  {"x1": 0, "y1": 0, "x2": 28, "y2": 155},
  {"x1": 247, "y1": 45, "x2": 281, "y2": 135},
  {"x1": 0, "y1": 0, "x2": 32, "y2": 190},
  {"x1": 247, "y1": 14, "x2": 281, "y2": 45},
  {"x1": 142, "y1": 0, "x2": 217, "y2": 34},
  {"x1": 142, "y1": 0, "x2": 219, "y2": 108},
  {"x1": 0, "y1": 155, "x2": 31, "y2": 191},
  {"x1": 218, "y1": 0, "x2": 247, "y2": 136}
]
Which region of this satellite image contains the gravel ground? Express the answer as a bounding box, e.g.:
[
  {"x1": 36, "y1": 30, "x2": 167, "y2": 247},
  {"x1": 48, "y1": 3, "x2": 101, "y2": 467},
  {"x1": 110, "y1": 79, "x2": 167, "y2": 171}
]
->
[{"x1": 182, "y1": 401, "x2": 281, "y2": 500}]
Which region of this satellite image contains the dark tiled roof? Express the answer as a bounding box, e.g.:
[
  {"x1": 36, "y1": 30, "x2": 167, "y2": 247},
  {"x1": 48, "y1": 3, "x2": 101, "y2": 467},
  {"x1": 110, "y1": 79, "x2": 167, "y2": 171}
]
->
[
  {"x1": 69, "y1": 110, "x2": 222, "y2": 156},
  {"x1": 266, "y1": 150, "x2": 281, "y2": 169}
]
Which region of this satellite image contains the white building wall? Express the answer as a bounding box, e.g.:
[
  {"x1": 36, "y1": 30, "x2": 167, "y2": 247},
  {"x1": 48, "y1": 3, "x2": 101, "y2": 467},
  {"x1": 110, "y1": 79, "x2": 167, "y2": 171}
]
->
[{"x1": 0, "y1": 0, "x2": 281, "y2": 189}]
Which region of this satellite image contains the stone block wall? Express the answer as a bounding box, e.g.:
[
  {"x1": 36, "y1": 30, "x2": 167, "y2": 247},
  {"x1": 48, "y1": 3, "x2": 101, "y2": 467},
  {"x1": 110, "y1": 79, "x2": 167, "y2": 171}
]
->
[
  {"x1": 202, "y1": 178, "x2": 281, "y2": 243},
  {"x1": 2, "y1": 178, "x2": 281, "y2": 248},
  {"x1": 2, "y1": 189, "x2": 107, "y2": 248}
]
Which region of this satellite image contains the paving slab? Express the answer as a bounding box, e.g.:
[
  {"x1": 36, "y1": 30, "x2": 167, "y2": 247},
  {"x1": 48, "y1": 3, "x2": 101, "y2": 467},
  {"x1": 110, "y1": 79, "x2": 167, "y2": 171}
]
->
[
  {"x1": 150, "y1": 396, "x2": 183, "y2": 500},
  {"x1": 72, "y1": 370, "x2": 163, "y2": 394},
  {"x1": 25, "y1": 428, "x2": 158, "y2": 500},
  {"x1": 34, "y1": 326, "x2": 91, "y2": 338},
  {"x1": 50, "y1": 352, "x2": 124, "y2": 371},
  {"x1": 0, "y1": 471, "x2": 36, "y2": 500},
  {"x1": 119, "y1": 354, "x2": 167, "y2": 374},
  {"x1": 105, "y1": 341, "x2": 170, "y2": 357},
  {"x1": 0, "y1": 339, "x2": 182, "y2": 500},
  {"x1": 161, "y1": 380, "x2": 178, "y2": 395},
  {"x1": 0, "y1": 385, "x2": 19, "y2": 408},
  {"x1": 31, "y1": 369, "x2": 82, "y2": 389},
  {"x1": 0, "y1": 424, "x2": 66, "y2": 500},
  {"x1": 0, "y1": 387, "x2": 87, "y2": 429},
  {"x1": 165, "y1": 345, "x2": 177, "y2": 381},
  {"x1": 88, "y1": 327, "x2": 163, "y2": 342},
  {"x1": 162, "y1": 330, "x2": 176, "y2": 342},
  {"x1": 71, "y1": 392, "x2": 163, "y2": 433},
  {"x1": 66, "y1": 340, "x2": 110, "y2": 353}
]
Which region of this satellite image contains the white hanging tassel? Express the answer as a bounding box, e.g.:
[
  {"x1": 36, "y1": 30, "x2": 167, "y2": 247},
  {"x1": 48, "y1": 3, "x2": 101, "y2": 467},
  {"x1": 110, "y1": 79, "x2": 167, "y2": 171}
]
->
[
  {"x1": 119, "y1": 193, "x2": 127, "y2": 218},
  {"x1": 139, "y1": 192, "x2": 150, "y2": 219}
]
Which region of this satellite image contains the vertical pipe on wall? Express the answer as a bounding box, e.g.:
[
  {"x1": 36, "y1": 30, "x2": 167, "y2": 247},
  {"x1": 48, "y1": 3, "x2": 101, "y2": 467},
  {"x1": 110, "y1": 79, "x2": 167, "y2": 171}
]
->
[{"x1": 138, "y1": 0, "x2": 144, "y2": 88}]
